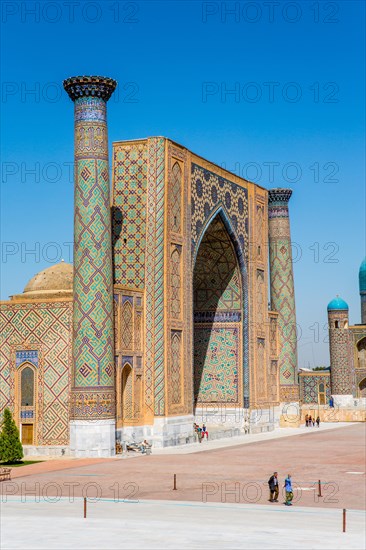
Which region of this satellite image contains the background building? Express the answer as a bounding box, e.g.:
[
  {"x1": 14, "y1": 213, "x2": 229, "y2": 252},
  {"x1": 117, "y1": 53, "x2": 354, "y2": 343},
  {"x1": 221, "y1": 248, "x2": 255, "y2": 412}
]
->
[{"x1": 299, "y1": 257, "x2": 366, "y2": 413}]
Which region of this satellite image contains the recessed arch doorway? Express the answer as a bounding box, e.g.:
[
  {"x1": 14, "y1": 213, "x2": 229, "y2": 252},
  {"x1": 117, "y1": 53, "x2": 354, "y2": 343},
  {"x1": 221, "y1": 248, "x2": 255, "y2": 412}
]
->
[{"x1": 193, "y1": 212, "x2": 244, "y2": 410}]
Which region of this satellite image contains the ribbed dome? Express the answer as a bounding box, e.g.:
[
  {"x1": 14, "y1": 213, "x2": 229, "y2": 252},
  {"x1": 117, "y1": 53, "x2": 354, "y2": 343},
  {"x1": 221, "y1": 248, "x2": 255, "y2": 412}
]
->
[
  {"x1": 359, "y1": 257, "x2": 366, "y2": 293},
  {"x1": 23, "y1": 261, "x2": 73, "y2": 294},
  {"x1": 327, "y1": 296, "x2": 349, "y2": 311}
]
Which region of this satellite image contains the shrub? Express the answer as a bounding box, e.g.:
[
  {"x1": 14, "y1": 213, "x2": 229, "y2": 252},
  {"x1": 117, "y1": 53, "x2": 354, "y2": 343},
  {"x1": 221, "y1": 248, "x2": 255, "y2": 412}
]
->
[{"x1": 0, "y1": 408, "x2": 23, "y2": 463}]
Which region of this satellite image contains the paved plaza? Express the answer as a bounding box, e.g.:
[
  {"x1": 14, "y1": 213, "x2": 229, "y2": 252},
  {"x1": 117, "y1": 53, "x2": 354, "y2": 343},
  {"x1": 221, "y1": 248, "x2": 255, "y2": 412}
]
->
[
  {"x1": 0, "y1": 423, "x2": 365, "y2": 549},
  {"x1": 1, "y1": 498, "x2": 365, "y2": 549}
]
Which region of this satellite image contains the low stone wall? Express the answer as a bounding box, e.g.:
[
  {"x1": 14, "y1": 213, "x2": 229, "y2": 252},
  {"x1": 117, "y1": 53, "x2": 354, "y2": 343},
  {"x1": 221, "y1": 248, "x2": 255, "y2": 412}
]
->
[
  {"x1": 279, "y1": 415, "x2": 301, "y2": 428},
  {"x1": 300, "y1": 407, "x2": 366, "y2": 423},
  {"x1": 203, "y1": 427, "x2": 242, "y2": 440},
  {"x1": 23, "y1": 446, "x2": 70, "y2": 457}
]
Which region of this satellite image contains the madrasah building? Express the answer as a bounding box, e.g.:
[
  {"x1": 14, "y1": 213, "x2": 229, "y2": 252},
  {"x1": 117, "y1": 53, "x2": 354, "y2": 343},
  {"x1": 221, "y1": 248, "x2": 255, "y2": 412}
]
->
[
  {"x1": 0, "y1": 76, "x2": 364, "y2": 457},
  {"x1": 299, "y1": 259, "x2": 366, "y2": 415}
]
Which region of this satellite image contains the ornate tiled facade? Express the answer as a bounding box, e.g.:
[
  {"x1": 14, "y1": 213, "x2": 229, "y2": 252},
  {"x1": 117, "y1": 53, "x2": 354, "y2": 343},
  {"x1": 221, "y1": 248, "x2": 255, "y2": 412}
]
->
[
  {"x1": 191, "y1": 164, "x2": 251, "y2": 407},
  {"x1": 349, "y1": 327, "x2": 366, "y2": 397},
  {"x1": 191, "y1": 164, "x2": 249, "y2": 256},
  {"x1": 3, "y1": 73, "x2": 365, "y2": 452},
  {"x1": 64, "y1": 78, "x2": 117, "y2": 421},
  {"x1": 299, "y1": 372, "x2": 331, "y2": 404},
  {"x1": 113, "y1": 141, "x2": 148, "y2": 288},
  {"x1": 145, "y1": 138, "x2": 166, "y2": 417},
  {"x1": 268, "y1": 189, "x2": 299, "y2": 402},
  {"x1": 113, "y1": 290, "x2": 144, "y2": 426},
  {"x1": 328, "y1": 309, "x2": 354, "y2": 395},
  {"x1": 166, "y1": 144, "x2": 192, "y2": 418},
  {"x1": 0, "y1": 302, "x2": 72, "y2": 445},
  {"x1": 169, "y1": 331, "x2": 182, "y2": 406},
  {"x1": 109, "y1": 141, "x2": 282, "y2": 423},
  {"x1": 0, "y1": 134, "x2": 293, "y2": 451}
]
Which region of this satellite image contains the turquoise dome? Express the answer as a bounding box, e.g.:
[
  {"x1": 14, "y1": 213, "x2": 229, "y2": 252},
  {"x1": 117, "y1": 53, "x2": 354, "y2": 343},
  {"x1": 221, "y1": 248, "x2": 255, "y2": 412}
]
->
[
  {"x1": 327, "y1": 296, "x2": 349, "y2": 311},
  {"x1": 359, "y1": 257, "x2": 366, "y2": 293}
]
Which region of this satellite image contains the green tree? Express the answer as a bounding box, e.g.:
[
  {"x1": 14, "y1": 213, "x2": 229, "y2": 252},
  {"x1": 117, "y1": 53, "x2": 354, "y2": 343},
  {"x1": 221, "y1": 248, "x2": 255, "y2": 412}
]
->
[{"x1": 0, "y1": 408, "x2": 23, "y2": 463}]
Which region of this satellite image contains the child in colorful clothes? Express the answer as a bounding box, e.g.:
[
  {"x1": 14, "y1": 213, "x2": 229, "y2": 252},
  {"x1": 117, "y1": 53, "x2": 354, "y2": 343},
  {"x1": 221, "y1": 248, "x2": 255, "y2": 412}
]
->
[
  {"x1": 201, "y1": 424, "x2": 209, "y2": 439},
  {"x1": 193, "y1": 423, "x2": 201, "y2": 442},
  {"x1": 284, "y1": 475, "x2": 293, "y2": 506}
]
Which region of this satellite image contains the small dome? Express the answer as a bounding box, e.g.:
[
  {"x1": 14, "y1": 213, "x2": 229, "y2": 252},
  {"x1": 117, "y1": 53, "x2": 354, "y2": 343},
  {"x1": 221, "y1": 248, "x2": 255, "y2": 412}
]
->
[
  {"x1": 327, "y1": 296, "x2": 349, "y2": 311},
  {"x1": 24, "y1": 261, "x2": 73, "y2": 294},
  {"x1": 359, "y1": 257, "x2": 366, "y2": 293}
]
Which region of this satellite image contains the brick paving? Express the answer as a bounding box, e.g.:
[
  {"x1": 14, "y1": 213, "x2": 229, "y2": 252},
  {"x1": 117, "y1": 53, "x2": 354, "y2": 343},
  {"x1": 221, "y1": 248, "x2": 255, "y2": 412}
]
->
[
  {"x1": 2, "y1": 424, "x2": 365, "y2": 510},
  {"x1": 8, "y1": 457, "x2": 114, "y2": 479}
]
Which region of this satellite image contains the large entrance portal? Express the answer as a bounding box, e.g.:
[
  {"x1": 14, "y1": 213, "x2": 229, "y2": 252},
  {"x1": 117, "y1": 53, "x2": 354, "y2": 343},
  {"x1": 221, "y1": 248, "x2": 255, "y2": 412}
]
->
[{"x1": 193, "y1": 214, "x2": 243, "y2": 411}]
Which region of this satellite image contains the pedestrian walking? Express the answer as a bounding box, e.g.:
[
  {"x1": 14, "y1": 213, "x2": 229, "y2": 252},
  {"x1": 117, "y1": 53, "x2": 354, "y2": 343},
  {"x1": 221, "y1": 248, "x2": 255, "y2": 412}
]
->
[
  {"x1": 268, "y1": 471, "x2": 279, "y2": 502},
  {"x1": 305, "y1": 414, "x2": 309, "y2": 427},
  {"x1": 308, "y1": 415, "x2": 312, "y2": 427},
  {"x1": 284, "y1": 474, "x2": 293, "y2": 506},
  {"x1": 316, "y1": 416, "x2": 320, "y2": 427}
]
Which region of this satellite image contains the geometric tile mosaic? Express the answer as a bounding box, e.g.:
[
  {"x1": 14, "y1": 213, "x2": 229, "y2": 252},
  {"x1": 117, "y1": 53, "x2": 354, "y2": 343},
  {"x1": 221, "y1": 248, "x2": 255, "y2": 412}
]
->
[
  {"x1": 113, "y1": 142, "x2": 148, "y2": 289},
  {"x1": 268, "y1": 196, "x2": 298, "y2": 387},
  {"x1": 191, "y1": 163, "x2": 248, "y2": 258},
  {"x1": 191, "y1": 163, "x2": 250, "y2": 407},
  {"x1": 194, "y1": 326, "x2": 239, "y2": 404},
  {"x1": 299, "y1": 374, "x2": 331, "y2": 404},
  {"x1": 0, "y1": 302, "x2": 72, "y2": 445}
]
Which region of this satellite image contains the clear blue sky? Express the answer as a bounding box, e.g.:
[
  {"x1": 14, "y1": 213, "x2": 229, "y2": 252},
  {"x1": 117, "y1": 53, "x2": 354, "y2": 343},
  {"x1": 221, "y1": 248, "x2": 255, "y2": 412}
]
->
[{"x1": 1, "y1": 0, "x2": 365, "y2": 368}]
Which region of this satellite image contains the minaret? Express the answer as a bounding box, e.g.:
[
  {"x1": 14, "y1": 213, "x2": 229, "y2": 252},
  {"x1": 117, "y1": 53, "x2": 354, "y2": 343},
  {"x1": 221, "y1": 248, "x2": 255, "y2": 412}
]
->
[
  {"x1": 327, "y1": 296, "x2": 354, "y2": 406},
  {"x1": 63, "y1": 76, "x2": 117, "y2": 457},
  {"x1": 268, "y1": 188, "x2": 298, "y2": 402},
  {"x1": 359, "y1": 258, "x2": 366, "y2": 324}
]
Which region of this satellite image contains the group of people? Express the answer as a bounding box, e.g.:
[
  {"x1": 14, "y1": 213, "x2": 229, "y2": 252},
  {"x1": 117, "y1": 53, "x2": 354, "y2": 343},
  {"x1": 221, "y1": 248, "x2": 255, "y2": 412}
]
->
[
  {"x1": 268, "y1": 472, "x2": 294, "y2": 506},
  {"x1": 305, "y1": 414, "x2": 320, "y2": 427},
  {"x1": 194, "y1": 423, "x2": 208, "y2": 442}
]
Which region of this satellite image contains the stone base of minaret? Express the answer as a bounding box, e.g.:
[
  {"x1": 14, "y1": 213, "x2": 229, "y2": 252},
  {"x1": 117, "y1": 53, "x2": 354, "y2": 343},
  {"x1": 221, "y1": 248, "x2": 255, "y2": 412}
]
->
[
  {"x1": 69, "y1": 419, "x2": 116, "y2": 457},
  {"x1": 116, "y1": 415, "x2": 195, "y2": 448}
]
